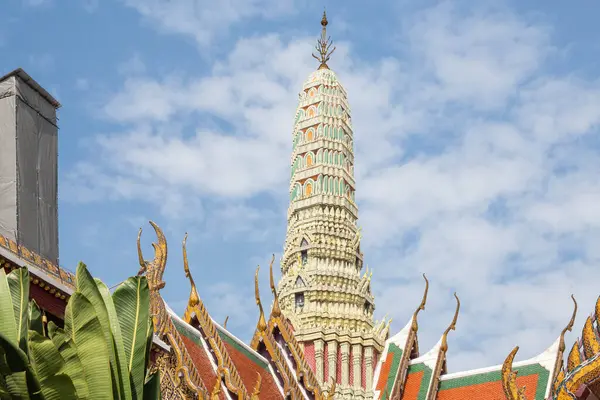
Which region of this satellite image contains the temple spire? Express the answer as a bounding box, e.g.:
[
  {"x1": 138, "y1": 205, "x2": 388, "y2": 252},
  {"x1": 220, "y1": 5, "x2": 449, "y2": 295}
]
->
[{"x1": 312, "y1": 9, "x2": 336, "y2": 70}]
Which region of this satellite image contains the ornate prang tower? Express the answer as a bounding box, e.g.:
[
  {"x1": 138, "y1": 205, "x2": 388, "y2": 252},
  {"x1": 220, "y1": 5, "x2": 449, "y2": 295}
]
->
[{"x1": 277, "y1": 11, "x2": 389, "y2": 399}]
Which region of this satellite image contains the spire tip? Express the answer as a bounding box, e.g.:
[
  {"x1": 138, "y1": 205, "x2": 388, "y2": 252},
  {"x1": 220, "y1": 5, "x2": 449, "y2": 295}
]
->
[{"x1": 312, "y1": 10, "x2": 336, "y2": 70}]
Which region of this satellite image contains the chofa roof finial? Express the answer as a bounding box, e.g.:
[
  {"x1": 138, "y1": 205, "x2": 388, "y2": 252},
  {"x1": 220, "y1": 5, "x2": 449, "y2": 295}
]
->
[{"x1": 312, "y1": 9, "x2": 336, "y2": 70}]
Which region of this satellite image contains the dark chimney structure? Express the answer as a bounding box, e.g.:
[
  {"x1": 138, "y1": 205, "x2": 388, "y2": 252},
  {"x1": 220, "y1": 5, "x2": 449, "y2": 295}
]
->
[{"x1": 0, "y1": 68, "x2": 60, "y2": 265}]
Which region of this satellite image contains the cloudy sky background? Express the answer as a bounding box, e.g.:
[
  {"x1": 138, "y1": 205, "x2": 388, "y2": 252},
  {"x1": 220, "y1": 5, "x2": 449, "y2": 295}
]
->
[{"x1": 4, "y1": 0, "x2": 600, "y2": 371}]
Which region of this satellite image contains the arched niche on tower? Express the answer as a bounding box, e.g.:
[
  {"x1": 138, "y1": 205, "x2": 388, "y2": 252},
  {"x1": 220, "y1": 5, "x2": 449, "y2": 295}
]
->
[
  {"x1": 303, "y1": 179, "x2": 314, "y2": 198},
  {"x1": 305, "y1": 152, "x2": 315, "y2": 167},
  {"x1": 294, "y1": 274, "x2": 307, "y2": 288}
]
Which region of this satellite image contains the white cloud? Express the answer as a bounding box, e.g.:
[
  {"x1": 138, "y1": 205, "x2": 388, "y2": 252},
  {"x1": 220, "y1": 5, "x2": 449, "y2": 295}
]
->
[
  {"x1": 68, "y1": 0, "x2": 600, "y2": 372},
  {"x1": 121, "y1": 0, "x2": 296, "y2": 47}
]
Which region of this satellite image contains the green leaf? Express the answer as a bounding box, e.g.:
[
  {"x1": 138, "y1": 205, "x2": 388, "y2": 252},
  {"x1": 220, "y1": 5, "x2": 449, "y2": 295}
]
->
[
  {"x1": 142, "y1": 372, "x2": 161, "y2": 400},
  {"x1": 64, "y1": 292, "x2": 112, "y2": 400},
  {"x1": 0, "y1": 331, "x2": 42, "y2": 398},
  {"x1": 96, "y1": 278, "x2": 133, "y2": 400},
  {"x1": 36, "y1": 374, "x2": 77, "y2": 400},
  {"x1": 0, "y1": 269, "x2": 17, "y2": 347},
  {"x1": 28, "y1": 300, "x2": 44, "y2": 336},
  {"x1": 75, "y1": 262, "x2": 121, "y2": 399},
  {"x1": 48, "y1": 326, "x2": 89, "y2": 399},
  {"x1": 28, "y1": 330, "x2": 78, "y2": 400},
  {"x1": 28, "y1": 330, "x2": 63, "y2": 382},
  {"x1": 113, "y1": 276, "x2": 150, "y2": 400},
  {"x1": 7, "y1": 268, "x2": 30, "y2": 354},
  {"x1": 144, "y1": 317, "x2": 153, "y2": 375},
  {"x1": 3, "y1": 370, "x2": 29, "y2": 399}
]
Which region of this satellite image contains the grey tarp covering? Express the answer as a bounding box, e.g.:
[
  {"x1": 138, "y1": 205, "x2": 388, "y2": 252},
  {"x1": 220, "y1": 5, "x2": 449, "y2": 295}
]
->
[
  {"x1": 0, "y1": 73, "x2": 58, "y2": 264},
  {"x1": 0, "y1": 77, "x2": 17, "y2": 243}
]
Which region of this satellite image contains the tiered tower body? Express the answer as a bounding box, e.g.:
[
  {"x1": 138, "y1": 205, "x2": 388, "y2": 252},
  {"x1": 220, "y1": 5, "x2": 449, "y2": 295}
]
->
[{"x1": 277, "y1": 12, "x2": 388, "y2": 399}]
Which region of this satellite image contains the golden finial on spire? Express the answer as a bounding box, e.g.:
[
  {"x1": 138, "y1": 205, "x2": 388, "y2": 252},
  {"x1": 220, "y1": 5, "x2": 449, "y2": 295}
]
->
[
  {"x1": 182, "y1": 233, "x2": 200, "y2": 308},
  {"x1": 312, "y1": 9, "x2": 336, "y2": 70},
  {"x1": 255, "y1": 266, "x2": 268, "y2": 332},
  {"x1": 412, "y1": 274, "x2": 429, "y2": 333},
  {"x1": 441, "y1": 293, "x2": 460, "y2": 352},
  {"x1": 269, "y1": 254, "x2": 282, "y2": 317},
  {"x1": 553, "y1": 295, "x2": 577, "y2": 385},
  {"x1": 560, "y1": 295, "x2": 578, "y2": 353},
  {"x1": 502, "y1": 347, "x2": 528, "y2": 400}
]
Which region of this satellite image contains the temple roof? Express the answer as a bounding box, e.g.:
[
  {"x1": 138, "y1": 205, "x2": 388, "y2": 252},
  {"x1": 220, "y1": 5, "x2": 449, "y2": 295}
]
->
[
  {"x1": 0, "y1": 233, "x2": 74, "y2": 319},
  {"x1": 135, "y1": 222, "x2": 333, "y2": 399},
  {"x1": 373, "y1": 277, "x2": 562, "y2": 400}
]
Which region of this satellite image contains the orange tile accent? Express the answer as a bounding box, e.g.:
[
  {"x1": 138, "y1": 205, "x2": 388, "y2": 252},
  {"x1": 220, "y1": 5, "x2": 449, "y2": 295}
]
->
[
  {"x1": 222, "y1": 341, "x2": 281, "y2": 399},
  {"x1": 438, "y1": 374, "x2": 539, "y2": 400},
  {"x1": 402, "y1": 371, "x2": 424, "y2": 400},
  {"x1": 180, "y1": 335, "x2": 221, "y2": 397},
  {"x1": 375, "y1": 352, "x2": 395, "y2": 392}
]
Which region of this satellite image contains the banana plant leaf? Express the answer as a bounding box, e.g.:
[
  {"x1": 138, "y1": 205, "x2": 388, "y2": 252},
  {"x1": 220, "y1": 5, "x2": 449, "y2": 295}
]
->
[
  {"x1": 7, "y1": 268, "x2": 30, "y2": 354},
  {"x1": 144, "y1": 317, "x2": 153, "y2": 374},
  {"x1": 96, "y1": 278, "x2": 133, "y2": 400},
  {"x1": 113, "y1": 276, "x2": 150, "y2": 400},
  {"x1": 0, "y1": 269, "x2": 18, "y2": 347},
  {"x1": 143, "y1": 372, "x2": 161, "y2": 400},
  {"x1": 28, "y1": 300, "x2": 43, "y2": 336},
  {"x1": 64, "y1": 292, "x2": 112, "y2": 400},
  {"x1": 0, "y1": 331, "x2": 42, "y2": 399},
  {"x1": 75, "y1": 262, "x2": 123, "y2": 399},
  {"x1": 47, "y1": 322, "x2": 89, "y2": 399},
  {"x1": 28, "y1": 330, "x2": 77, "y2": 400}
]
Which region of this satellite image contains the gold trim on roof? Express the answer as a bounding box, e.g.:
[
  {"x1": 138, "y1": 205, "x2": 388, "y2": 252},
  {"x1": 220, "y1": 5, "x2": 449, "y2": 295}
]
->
[
  {"x1": 268, "y1": 255, "x2": 282, "y2": 318},
  {"x1": 412, "y1": 274, "x2": 429, "y2": 333},
  {"x1": 441, "y1": 293, "x2": 460, "y2": 353},
  {"x1": 502, "y1": 295, "x2": 600, "y2": 400},
  {"x1": 250, "y1": 372, "x2": 262, "y2": 400},
  {"x1": 180, "y1": 234, "x2": 249, "y2": 399},
  {"x1": 182, "y1": 233, "x2": 200, "y2": 308},
  {"x1": 265, "y1": 256, "x2": 322, "y2": 394},
  {"x1": 250, "y1": 264, "x2": 309, "y2": 398},
  {"x1": 312, "y1": 10, "x2": 336, "y2": 70},
  {"x1": 553, "y1": 295, "x2": 577, "y2": 384},
  {"x1": 501, "y1": 346, "x2": 527, "y2": 400},
  {"x1": 138, "y1": 222, "x2": 210, "y2": 398},
  {"x1": 317, "y1": 378, "x2": 336, "y2": 400},
  {"x1": 0, "y1": 233, "x2": 75, "y2": 290},
  {"x1": 429, "y1": 293, "x2": 460, "y2": 400},
  {"x1": 389, "y1": 274, "x2": 429, "y2": 400},
  {"x1": 254, "y1": 266, "x2": 268, "y2": 333}
]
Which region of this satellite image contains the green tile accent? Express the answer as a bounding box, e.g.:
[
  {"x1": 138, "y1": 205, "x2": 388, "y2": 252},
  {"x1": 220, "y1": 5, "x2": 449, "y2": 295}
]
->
[
  {"x1": 406, "y1": 362, "x2": 433, "y2": 400},
  {"x1": 438, "y1": 363, "x2": 550, "y2": 400},
  {"x1": 381, "y1": 344, "x2": 403, "y2": 397},
  {"x1": 217, "y1": 329, "x2": 269, "y2": 371}
]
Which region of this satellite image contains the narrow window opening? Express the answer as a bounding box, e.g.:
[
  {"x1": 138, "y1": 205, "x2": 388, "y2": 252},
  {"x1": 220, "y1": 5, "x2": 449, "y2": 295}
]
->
[{"x1": 295, "y1": 292, "x2": 305, "y2": 310}]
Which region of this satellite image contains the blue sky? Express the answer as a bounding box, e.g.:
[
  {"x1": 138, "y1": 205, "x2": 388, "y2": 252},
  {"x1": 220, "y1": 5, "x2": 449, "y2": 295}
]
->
[{"x1": 4, "y1": 0, "x2": 600, "y2": 372}]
